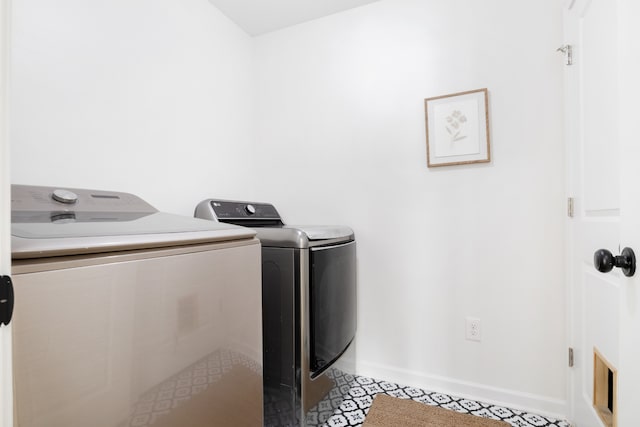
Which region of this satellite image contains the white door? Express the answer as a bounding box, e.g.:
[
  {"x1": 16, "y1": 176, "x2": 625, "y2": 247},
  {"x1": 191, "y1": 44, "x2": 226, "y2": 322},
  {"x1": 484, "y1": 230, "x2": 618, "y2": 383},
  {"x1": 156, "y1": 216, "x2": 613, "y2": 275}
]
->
[
  {"x1": 565, "y1": 0, "x2": 640, "y2": 426},
  {"x1": 0, "y1": 1, "x2": 12, "y2": 427}
]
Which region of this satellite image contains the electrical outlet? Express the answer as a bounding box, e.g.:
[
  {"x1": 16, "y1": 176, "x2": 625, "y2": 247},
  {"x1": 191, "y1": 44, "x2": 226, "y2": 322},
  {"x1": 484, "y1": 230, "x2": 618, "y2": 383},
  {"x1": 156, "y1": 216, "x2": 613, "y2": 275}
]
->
[{"x1": 465, "y1": 317, "x2": 481, "y2": 342}]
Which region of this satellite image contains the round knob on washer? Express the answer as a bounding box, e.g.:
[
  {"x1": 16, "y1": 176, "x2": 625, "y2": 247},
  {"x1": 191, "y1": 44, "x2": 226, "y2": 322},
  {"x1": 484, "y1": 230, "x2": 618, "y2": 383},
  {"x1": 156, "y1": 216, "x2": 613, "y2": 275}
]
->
[
  {"x1": 52, "y1": 189, "x2": 78, "y2": 204},
  {"x1": 245, "y1": 204, "x2": 256, "y2": 215}
]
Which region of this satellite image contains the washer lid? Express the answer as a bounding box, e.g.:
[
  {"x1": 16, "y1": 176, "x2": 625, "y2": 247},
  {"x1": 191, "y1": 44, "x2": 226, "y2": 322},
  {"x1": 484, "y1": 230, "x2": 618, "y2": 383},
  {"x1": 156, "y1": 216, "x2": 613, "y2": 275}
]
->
[
  {"x1": 11, "y1": 185, "x2": 255, "y2": 259},
  {"x1": 12, "y1": 212, "x2": 256, "y2": 259}
]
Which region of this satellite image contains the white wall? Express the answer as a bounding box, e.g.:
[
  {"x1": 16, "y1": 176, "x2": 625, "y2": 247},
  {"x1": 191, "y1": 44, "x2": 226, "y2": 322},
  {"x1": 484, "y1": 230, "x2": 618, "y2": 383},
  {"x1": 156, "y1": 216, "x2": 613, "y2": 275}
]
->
[
  {"x1": 9, "y1": 0, "x2": 567, "y2": 419},
  {"x1": 10, "y1": 0, "x2": 254, "y2": 215},
  {"x1": 254, "y1": 0, "x2": 566, "y2": 416}
]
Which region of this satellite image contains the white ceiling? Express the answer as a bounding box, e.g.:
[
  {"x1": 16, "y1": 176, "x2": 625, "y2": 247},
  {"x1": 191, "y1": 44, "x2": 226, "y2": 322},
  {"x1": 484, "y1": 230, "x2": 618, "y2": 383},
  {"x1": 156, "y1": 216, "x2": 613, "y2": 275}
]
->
[{"x1": 208, "y1": 0, "x2": 382, "y2": 36}]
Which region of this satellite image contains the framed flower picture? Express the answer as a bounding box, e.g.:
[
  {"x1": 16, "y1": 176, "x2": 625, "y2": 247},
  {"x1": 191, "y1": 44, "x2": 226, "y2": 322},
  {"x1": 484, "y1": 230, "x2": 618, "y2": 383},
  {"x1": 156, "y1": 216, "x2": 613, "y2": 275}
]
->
[{"x1": 424, "y1": 88, "x2": 491, "y2": 167}]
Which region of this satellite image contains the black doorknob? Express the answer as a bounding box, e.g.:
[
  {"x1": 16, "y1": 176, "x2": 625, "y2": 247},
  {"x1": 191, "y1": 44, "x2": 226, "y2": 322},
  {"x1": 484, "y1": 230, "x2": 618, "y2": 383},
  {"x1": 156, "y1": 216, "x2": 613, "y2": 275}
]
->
[{"x1": 594, "y1": 247, "x2": 636, "y2": 277}]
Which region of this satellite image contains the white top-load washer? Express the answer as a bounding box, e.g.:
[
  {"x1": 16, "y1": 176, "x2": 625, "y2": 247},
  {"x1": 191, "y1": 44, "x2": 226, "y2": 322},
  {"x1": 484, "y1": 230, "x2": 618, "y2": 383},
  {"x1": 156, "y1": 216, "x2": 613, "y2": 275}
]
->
[{"x1": 11, "y1": 185, "x2": 263, "y2": 427}]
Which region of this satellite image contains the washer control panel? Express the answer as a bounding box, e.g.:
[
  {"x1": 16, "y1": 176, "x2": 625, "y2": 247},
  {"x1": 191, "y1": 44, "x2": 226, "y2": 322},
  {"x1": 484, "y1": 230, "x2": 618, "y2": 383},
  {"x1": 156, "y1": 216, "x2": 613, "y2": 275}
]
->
[{"x1": 11, "y1": 185, "x2": 157, "y2": 213}]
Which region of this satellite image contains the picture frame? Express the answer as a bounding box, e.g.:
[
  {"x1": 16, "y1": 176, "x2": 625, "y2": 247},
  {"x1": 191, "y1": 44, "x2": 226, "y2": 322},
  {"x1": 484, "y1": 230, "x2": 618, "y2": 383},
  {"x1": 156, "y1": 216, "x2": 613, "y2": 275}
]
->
[{"x1": 424, "y1": 88, "x2": 490, "y2": 167}]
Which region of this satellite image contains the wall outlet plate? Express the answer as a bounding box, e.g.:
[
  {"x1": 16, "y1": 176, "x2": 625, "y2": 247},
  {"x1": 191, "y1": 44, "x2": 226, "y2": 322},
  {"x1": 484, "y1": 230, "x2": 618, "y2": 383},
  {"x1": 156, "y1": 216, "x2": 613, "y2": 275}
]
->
[{"x1": 465, "y1": 317, "x2": 481, "y2": 342}]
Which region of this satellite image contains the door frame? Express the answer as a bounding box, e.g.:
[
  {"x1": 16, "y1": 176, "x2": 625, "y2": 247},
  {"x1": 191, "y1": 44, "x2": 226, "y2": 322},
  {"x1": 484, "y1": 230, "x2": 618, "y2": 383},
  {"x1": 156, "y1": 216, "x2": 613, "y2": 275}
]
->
[
  {"x1": 615, "y1": 1, "x2": 640, "y2": 425},
  {"x1": 0, "y1": 1, "x2": 13, "y2": 426},
  {"x1": 563, "y1": 0, "x2": 581, "y2": 421}
]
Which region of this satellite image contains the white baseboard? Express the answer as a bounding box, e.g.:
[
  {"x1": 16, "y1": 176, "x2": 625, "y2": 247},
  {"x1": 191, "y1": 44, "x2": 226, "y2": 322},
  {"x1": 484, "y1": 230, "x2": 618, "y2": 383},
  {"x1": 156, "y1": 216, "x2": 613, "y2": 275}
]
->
[{"x1": 355, "y1": 360, "x2": 568, "y2": 421}]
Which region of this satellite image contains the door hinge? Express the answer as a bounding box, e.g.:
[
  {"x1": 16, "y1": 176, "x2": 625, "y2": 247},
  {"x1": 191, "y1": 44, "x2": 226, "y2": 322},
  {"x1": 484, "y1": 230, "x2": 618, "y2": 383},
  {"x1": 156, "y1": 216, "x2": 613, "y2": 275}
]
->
[
  {"x1": 569, "y1": 347, "x2": 574, "y2": 367},
  {"x1": 568, "y1": 197, "x2": 575, "y2": 218},
  {"x1": 557, "y1": 44, "x2": 573, "y2": 66},
  {"x1": 0, "y1": 275, "x2": 15, "y2": 326}
]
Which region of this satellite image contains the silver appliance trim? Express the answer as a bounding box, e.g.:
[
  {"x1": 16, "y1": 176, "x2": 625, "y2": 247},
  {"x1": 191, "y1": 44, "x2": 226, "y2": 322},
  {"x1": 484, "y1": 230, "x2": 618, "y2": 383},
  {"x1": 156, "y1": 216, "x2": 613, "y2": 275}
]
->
[
  {"x1": 290, "y1": 225, "x2": 353, "y2": 241},
  {"x1": 308, "y1": 241, "x2": 355, "y2": 252},
  {"x1": 254, "y1": 227, "x2": 353, "y2": 249},
  {"x1": 299, "y1": 248, "x2": 311, "y2": 423}
]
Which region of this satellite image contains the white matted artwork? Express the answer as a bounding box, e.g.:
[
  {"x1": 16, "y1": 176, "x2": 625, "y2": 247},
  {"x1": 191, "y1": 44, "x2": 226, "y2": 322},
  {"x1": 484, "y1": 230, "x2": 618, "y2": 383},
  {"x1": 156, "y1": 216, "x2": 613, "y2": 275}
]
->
[{"x1": 424, "y1": 88, "x2": 490, "y2": 167}]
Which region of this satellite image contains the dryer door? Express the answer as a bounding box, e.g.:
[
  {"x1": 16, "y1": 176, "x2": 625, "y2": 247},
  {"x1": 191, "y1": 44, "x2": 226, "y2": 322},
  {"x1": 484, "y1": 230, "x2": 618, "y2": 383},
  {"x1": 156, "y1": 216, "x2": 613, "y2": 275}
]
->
[{"x1": 309, "y1": 241, "x2": 356, "y2": 376}]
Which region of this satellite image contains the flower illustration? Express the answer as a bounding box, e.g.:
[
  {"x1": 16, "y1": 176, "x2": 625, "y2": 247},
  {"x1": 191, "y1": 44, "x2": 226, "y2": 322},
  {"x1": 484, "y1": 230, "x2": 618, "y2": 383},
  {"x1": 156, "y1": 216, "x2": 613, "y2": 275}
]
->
[{"x1": 444, "y1": 110, "x2": 467, "y2": 142}]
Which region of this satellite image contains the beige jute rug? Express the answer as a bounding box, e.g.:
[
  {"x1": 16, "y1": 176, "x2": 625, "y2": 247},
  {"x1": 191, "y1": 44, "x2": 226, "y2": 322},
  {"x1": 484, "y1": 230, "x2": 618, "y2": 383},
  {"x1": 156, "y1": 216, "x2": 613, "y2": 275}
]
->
[{"x1": 362, "y1": 394, "x2": 511, "y2": 427}]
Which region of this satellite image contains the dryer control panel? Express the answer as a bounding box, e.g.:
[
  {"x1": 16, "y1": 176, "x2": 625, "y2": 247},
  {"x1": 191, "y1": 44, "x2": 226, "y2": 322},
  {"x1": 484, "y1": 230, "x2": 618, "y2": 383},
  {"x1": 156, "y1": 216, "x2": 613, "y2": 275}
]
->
[{"x1": 195, "y1": 199, "x2": 283, "y2": 226}]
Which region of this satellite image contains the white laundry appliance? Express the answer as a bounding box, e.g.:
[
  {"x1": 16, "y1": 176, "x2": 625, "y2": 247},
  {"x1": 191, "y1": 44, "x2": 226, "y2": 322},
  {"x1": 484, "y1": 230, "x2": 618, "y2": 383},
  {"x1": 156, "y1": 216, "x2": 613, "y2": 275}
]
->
[{"x1": 10, "y1": 185, "x2": 263, "y2": 427}]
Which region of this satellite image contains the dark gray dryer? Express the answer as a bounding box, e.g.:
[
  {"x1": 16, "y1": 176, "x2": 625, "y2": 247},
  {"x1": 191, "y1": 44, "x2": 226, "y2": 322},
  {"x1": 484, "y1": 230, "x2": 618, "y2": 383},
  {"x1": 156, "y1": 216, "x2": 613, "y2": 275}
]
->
[{"x1": 194, "y1": 199, "x2": 356, "y2": 427}]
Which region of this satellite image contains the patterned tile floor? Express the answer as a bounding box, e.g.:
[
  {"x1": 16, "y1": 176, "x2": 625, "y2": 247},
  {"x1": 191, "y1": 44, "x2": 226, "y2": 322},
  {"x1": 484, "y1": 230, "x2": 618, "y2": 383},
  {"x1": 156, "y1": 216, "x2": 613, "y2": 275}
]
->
[
  {"x1": 126, "y1": 353, "x2": 571, "y2": 427},
  {"x1": 127, "y1": 349, "x2": 261, "y2": 426},
  {"x1": 320, "y1": 374, "x2": 571, "y2": 427}
]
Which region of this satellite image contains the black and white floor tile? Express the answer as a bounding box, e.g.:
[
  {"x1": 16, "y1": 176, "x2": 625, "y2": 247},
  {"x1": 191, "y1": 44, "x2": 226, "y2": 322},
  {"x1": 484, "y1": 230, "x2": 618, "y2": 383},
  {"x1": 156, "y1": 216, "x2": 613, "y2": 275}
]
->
[
  {"x1": 320, "y1": 374, "x2": 571, "y2": 427},
  {"x1": 127, "y1": 349, "x2": 261, "y2": 427}
]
